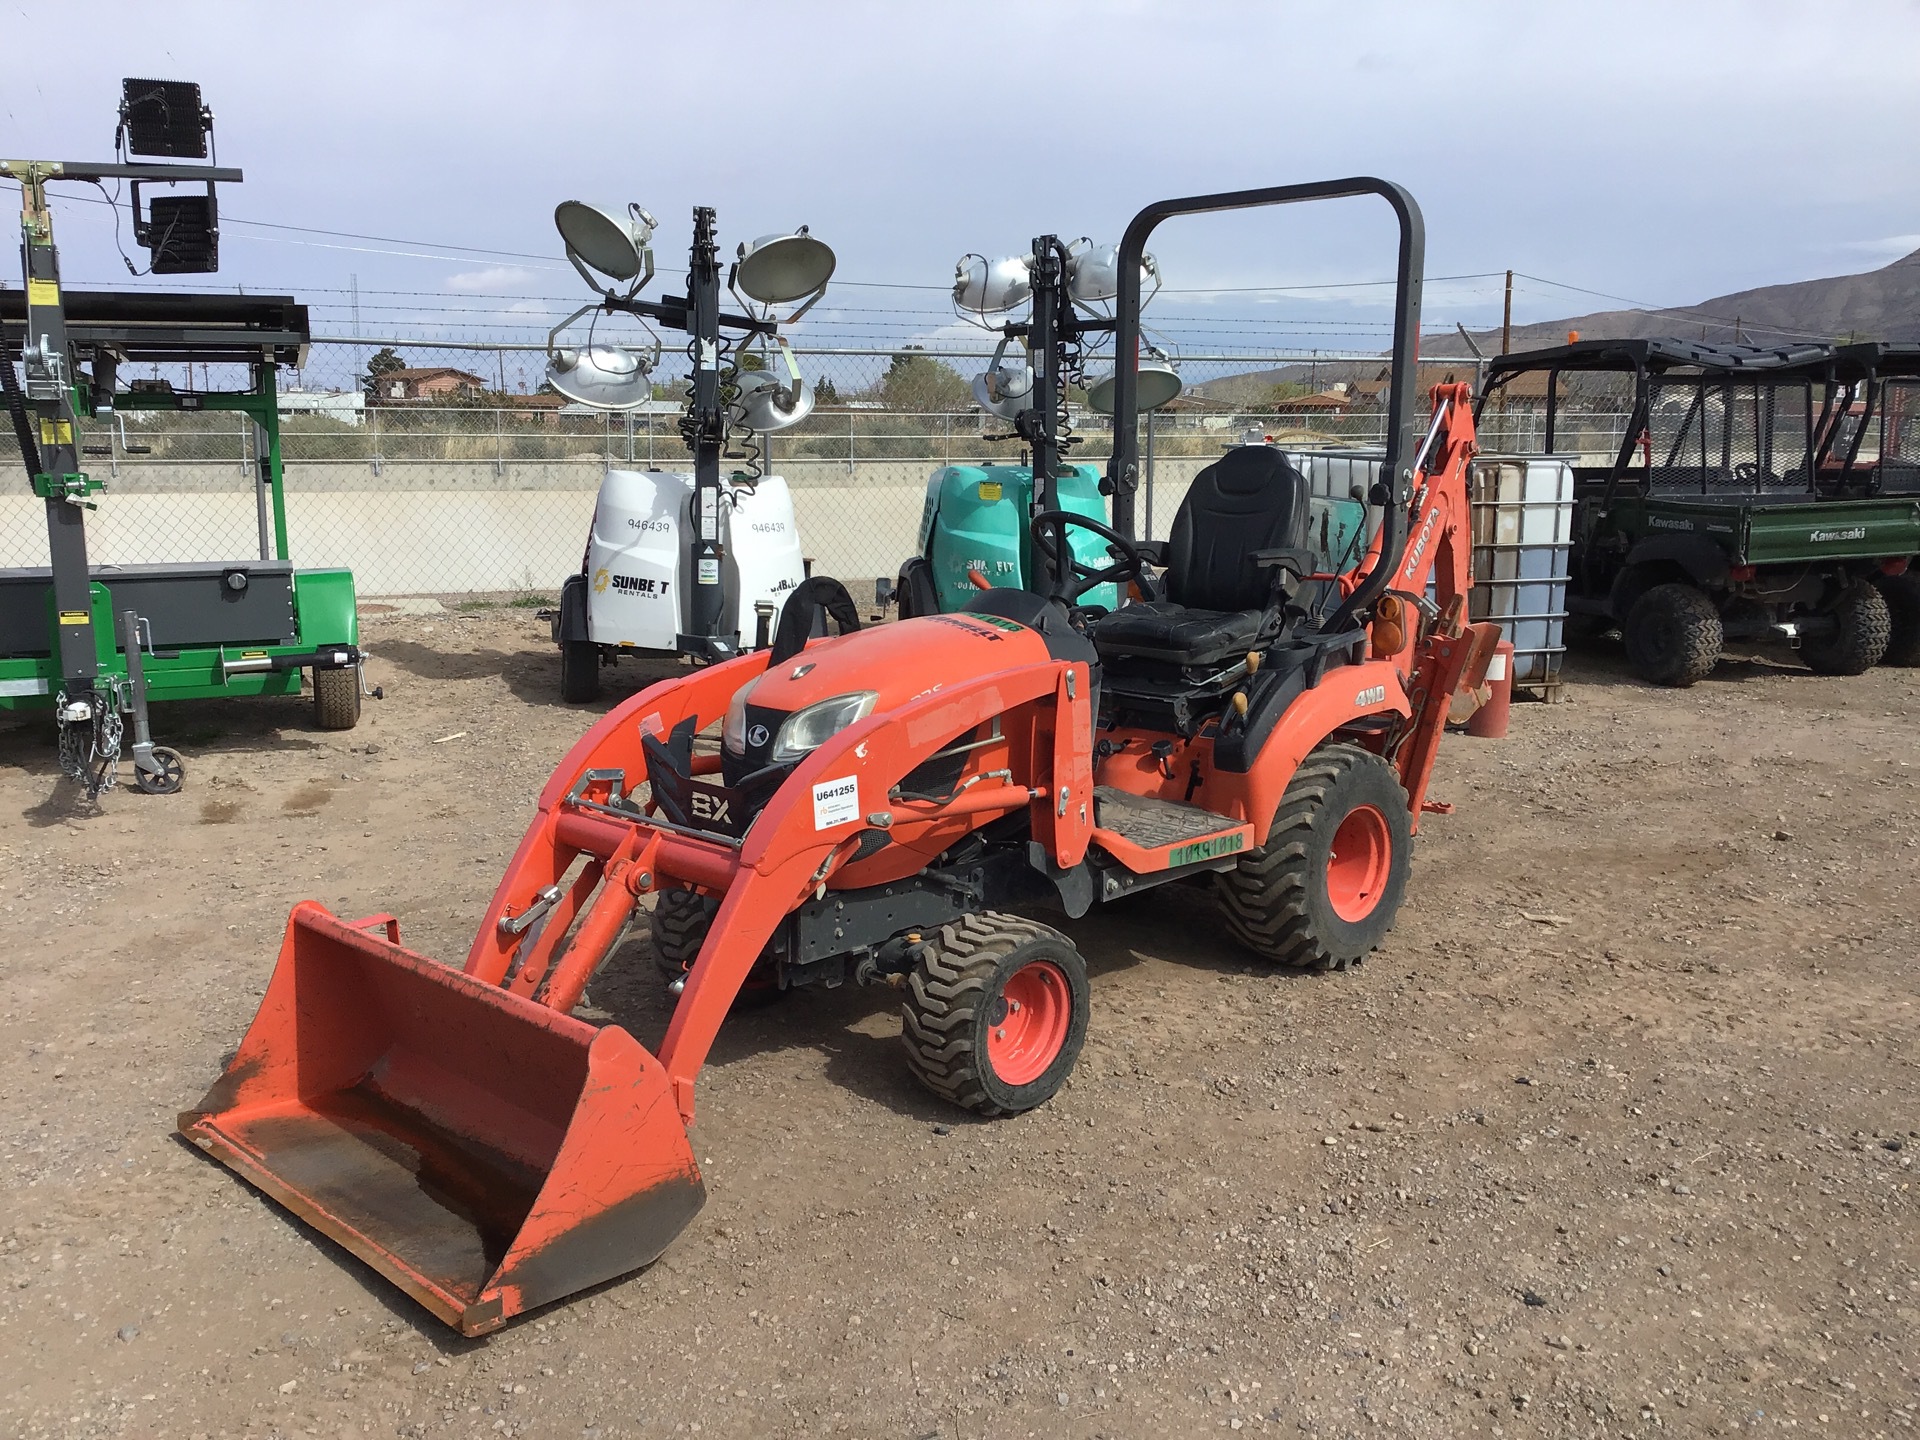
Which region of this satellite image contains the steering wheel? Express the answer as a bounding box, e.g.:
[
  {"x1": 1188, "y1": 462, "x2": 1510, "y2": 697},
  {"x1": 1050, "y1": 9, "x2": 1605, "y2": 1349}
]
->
[
  {"x1": 1028, "y1": 509, "x2": 1163, "y2": 605},
  {"x1": 1733, "y1": 461, "x2": 1762, "y2": 484}
]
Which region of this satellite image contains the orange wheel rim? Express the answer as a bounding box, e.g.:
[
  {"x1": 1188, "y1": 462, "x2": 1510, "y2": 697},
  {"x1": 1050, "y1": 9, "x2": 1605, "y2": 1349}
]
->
[
  {"x1": 1326, "y1": 804, "x2": 1392, "y2": 923},
  {"x1": 986, "y1": 960, "x2": 1071, "y2": 1086}
]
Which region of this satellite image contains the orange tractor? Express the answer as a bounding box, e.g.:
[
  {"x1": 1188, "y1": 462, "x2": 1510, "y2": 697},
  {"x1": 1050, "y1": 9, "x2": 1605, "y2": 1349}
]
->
[{"x1": 181, "y1": 179, "x2": 1498, "y2": 1335}]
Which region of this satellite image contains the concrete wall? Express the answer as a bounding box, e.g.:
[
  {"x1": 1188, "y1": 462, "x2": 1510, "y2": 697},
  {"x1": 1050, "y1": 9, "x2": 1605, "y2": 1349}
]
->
[{"x1": 0, "y1": 458, "x2": 1215, "y2": 596}]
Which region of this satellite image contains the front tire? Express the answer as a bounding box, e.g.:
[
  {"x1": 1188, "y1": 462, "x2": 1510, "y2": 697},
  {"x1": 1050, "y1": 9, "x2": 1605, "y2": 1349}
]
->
[
  {"x1": 901, "y1": 913, "x2": 1089, "y2": 1117},
  {"x1": 1215, "y1": 743, "x2": 1412, "y2": 972},
  {"x1": 1871, "y1": 571, "x2": 1920, "y2": 666},
  {"x1": 1801, "y1": 578, "x2": 1891, "y2": 675},
  {"x1": 1623, "y1": 582, "x2": 1722, "y2": 687},
  {"x1": 560, "y1": 639, "x2": 602, "y2": 703},
  {"x1": 648, "y1": 888, "x2": 781, "y2": 1004}
]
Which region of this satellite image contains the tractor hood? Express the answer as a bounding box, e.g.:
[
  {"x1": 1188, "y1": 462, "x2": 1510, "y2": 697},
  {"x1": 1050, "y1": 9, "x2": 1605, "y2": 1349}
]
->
[{"x1": 724, "y1": 610, "x2": 1056, "y2": 779}]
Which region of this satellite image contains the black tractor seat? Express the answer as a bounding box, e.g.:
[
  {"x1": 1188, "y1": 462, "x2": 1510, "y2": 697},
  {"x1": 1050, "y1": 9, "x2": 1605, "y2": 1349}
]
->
[
  {"x1": 1092, "y1": 446, "x2": 1313, "y2": 669},
  {"x1": 1090, "y1": 447, "x2": 1322, "y2": 734},
  {"x1": 1090, "y1": 602, "x2": 1270, "y2": 668}
]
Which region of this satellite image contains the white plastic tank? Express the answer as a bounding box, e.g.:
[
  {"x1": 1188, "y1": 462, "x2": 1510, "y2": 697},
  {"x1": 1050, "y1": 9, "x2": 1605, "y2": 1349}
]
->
[{"x1": 587, "y1": 469, "x2": 691, "y2": 650}]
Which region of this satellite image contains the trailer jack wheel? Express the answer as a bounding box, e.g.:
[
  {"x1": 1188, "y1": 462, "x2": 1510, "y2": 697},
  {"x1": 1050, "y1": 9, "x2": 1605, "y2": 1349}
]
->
[
  {"x1": 901, "y1": 912, "x2": 1089, "y2": 1117},
  {"x1": 1215, "y1": 743, "x2": 1412, "y2": 971},
  {"x1": 134, "y1": 746, "x2": 184, "y2": 796}
]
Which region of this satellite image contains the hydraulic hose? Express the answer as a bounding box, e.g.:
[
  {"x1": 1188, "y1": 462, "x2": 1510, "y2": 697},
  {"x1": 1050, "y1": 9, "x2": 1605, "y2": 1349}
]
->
[{"x1": 0, "y1": 287, "x2": 42, "y2": 480}]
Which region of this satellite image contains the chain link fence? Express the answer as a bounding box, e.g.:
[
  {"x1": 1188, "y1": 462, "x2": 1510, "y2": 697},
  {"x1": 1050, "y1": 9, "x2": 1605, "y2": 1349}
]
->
[{"x1": 3, "y1": 341, "x2": 1633, "y2": 597}]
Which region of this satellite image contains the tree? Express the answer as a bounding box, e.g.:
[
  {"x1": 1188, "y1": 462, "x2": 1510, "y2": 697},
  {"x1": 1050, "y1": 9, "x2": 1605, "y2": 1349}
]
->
[
  {"x1": 363, "y1": 347, "x2": 405, "y2": 405},
  {"x1": 737, "y1": 350, "x2": 768, "y2": 372},
  {"x1": 880, "y1": 347, "x2": 969, "y2": 412},
  {"x1": 814, "y1": 376, "x2": 842, "y2": 407}
]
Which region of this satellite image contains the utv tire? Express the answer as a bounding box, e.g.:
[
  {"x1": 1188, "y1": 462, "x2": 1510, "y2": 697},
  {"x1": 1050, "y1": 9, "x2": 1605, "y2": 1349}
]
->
[
  {"x1": 1871, "y1": 571, "x2": 1920, "y2": 666},
  {"x1": 649, "y1": 888, "x2": 782, "y2": 1004},
  {"x1": 560, "y1": 639, "x2": 602, "y2": 703},
  {"x1": 1623, "y1": 582, "x2": 1722, "y2": 687},
  {"x1": 1801, "y1": 578, "x2": 1891, "y2": 675},
  {"x1": 901, "y1": 912, "x2": 1089, "y2": 1117},
  {"x1": 1214, "y1": 743, "x2": 1412, "y2": 972},
  {"x1": 312, "y1": 665, "x2": 362, "y2": 730}
]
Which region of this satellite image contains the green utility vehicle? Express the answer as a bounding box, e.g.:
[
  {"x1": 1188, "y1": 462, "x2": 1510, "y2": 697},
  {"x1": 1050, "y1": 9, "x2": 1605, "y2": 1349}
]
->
[
  {"x1": 1478, "y1": 339, "x2": 1920, "y2": 686},
  {"x1": 1, "y1": 289, "x2": 363, "y2": 793},
  {"x1": 1804, "y1": 342, "x2": 1920, "y2": 663}
]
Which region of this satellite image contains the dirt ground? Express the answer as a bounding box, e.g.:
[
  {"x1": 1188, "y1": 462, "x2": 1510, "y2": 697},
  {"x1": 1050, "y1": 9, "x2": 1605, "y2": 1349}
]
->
[{"x1": 0, "y1": 605, "x2": 1915, "y2": 1440}]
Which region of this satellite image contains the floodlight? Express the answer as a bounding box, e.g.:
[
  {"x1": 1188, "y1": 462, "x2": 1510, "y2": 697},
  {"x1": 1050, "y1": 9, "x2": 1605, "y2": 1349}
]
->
[
  {"x1": 734, "y1": 369, "x2": 816, "y2": 431},
  {"x1": 953, "y1": 253, "x2": 1033, "y2": 316},
  {"x1": 1065, "y1": 239, "x2": 1163, "y2": 308},
  {"x1": 735, "y1": 228, "x2": 836, "y2": 306},
  {"x1": 133, "y1": 188, "x2": 220, "y2": 274},
  {"x1": 969, "y1": 338, "x2": 1035, "y2": 421},
  {"x1": 1087, "y1": 346, "x2": 1183, "y2": 414},
  {"x1": 545, "y1": 343, "x2": 657, "y2": 410},
  {"x1": 119, "y1": 78, "x2": 211, "y2": 158},
  {"x1": 555, "y1": 201, "x2": 656, "y2": 285}
]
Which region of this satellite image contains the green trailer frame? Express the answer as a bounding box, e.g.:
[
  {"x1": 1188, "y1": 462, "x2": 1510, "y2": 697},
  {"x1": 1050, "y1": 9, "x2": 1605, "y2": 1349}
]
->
[{"x1": 1, "y1": 288, "x2": 363, "y2": 775}]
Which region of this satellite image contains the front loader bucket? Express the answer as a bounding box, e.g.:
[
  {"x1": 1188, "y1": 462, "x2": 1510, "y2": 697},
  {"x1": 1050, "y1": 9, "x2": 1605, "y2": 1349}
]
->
[{"x1": 180, "y1": 902, "x2": 704, "y2": 1336}]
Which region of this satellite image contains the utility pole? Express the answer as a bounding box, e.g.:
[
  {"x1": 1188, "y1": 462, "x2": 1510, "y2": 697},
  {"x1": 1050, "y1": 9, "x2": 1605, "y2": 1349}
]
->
[{"x1": 1501, "y1": 269, "x2": 1513, "y2": 355}]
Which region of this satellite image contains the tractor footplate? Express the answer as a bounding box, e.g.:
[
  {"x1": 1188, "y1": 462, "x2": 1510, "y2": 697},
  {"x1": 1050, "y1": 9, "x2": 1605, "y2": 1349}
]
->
[{"x1": 1090, "y1": 787, "x2": 1252, "y2": 878}]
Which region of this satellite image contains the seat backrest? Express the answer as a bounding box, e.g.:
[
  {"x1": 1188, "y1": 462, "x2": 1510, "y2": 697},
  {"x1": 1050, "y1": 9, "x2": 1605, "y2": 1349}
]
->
[{"x1": 1164, "y1": 447, "x2": 1311, "y2": 612}]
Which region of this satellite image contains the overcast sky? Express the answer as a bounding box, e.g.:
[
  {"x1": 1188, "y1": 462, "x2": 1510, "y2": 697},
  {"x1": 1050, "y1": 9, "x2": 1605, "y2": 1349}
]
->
[{"x1": 7, "y1": 0, "x2": 1919, "y2": 360}]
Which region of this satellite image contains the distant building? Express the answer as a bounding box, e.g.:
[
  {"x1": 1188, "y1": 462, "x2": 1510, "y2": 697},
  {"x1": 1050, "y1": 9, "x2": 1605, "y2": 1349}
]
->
[
  {"x1": 279, "y1": 389, "x2": 367, "y2": 426},
  {"x1": 369, "y1": 366, "x2": 487, "y2": 404}
]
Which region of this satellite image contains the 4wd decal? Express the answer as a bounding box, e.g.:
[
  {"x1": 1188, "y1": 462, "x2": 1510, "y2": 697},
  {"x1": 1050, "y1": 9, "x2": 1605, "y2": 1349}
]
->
[
  {"x1": 1169, "y1": 833, "x2": 1245, "y2": 866},
  {"x1": 1355, "y1": 683, "x2": 1388, "y2": 707}
]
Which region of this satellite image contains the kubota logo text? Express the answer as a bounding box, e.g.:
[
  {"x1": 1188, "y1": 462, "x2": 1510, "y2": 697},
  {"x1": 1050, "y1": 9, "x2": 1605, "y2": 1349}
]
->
[{"x1": 1401, "y1": 505, "x2": 1440, "y2": 579}]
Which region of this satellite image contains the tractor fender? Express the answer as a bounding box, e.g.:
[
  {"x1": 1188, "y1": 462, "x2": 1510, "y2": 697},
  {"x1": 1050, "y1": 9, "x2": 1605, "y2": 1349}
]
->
[
  {"x1": 556, "y1": 572, "x2": 592, "y2": 644},
  {"x1": 1212, "y1": 656, "x2": 1412, "y2": 844}
]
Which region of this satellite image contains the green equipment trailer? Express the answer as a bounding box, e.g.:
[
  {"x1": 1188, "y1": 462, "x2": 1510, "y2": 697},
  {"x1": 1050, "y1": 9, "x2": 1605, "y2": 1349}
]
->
[
  {"x1": 1477, "y1": 338, "x2": 1920, "y2": 686},
  {"x1": 1, "y1": 286, "x2": 363, "y2": 795}
]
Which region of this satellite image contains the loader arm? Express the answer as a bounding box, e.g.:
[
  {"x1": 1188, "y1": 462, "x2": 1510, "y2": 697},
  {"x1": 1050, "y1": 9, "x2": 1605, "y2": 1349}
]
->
[{"x1": 655, "y1": 655, "x2": 1093, "y2": 1121}]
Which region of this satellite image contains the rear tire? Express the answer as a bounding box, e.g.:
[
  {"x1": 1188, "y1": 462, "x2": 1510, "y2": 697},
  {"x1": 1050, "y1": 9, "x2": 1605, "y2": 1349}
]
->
[
  {"x1": 312, "y1": 666, "x2": 362, "y2": 730},
  {"x1": 1623, "y1": 582, "x2": 1722, "y2": 687},
  {"x1": 560, "y1": 639, "x2": 602, "y2": 703},
  {"x1": 901, "y1": 912, "x2": 1089, "y2": 1117},
  {"x1": 1214, "y1": 743, "x2": 1412, "y2": 972},
  {"x1": 648, "y1": 888, "x2": 781, "y2": 1004},
  {"x1": 1872, "y1": 571, "x2": 1920, "y2": 666},
  {"x1": 1801, "y1": 578, "x2": 1891, "y2": 675}
]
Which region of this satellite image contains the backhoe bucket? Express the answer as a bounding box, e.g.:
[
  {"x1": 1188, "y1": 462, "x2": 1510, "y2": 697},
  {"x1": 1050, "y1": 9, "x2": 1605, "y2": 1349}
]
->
[{"x1": 180, "y1": 902, "x2": 704, "y2": 1336}]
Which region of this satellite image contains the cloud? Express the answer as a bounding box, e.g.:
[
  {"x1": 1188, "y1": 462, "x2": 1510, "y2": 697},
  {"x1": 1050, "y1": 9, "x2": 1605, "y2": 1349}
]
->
[
  {"x1": 1824, "y1": 235, "x2": 1920, "y2": 262},
  {"x1": 445, "y1": 265, "x2": 538, "y2": 292}
]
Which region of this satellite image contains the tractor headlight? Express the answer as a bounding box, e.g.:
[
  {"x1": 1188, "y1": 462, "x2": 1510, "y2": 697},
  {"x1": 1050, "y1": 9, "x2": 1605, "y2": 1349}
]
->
[
  {"x1": 722, "y1": 682, "x2": 753, "y2": 754},
  {"x1": 772, "y1": 691, "x2": 877, "y2": 763}
]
